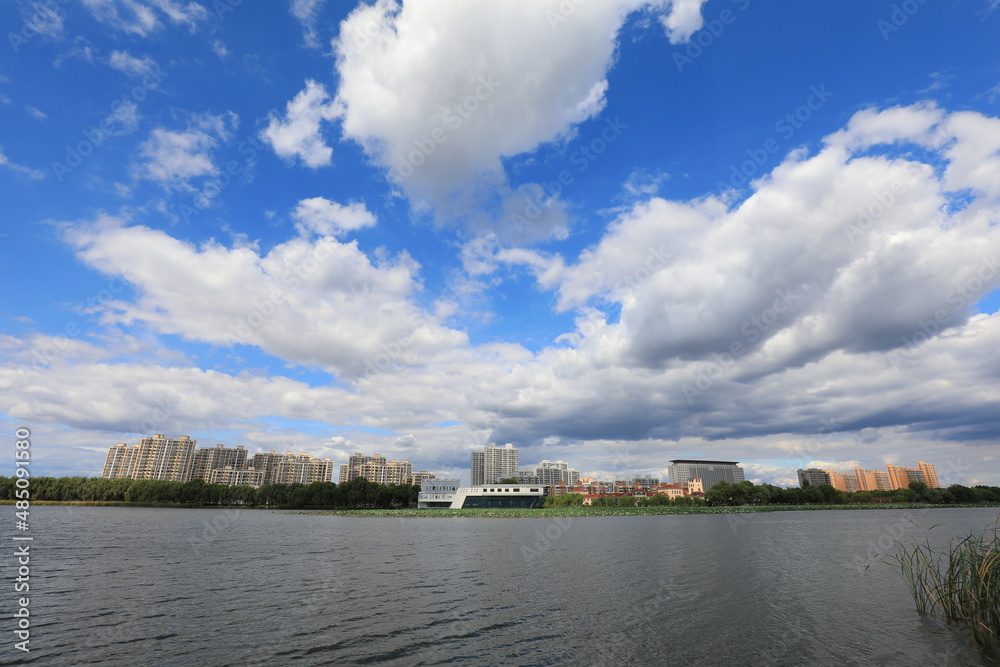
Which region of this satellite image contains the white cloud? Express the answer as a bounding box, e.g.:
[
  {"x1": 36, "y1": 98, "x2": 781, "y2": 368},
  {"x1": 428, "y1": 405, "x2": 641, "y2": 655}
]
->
[
  {"x1": 290, "y1": 0, "x2": 327, "y2": 48},
  {"x1": 658, "y1": 0, "x2": 707, "y2": 43},
  {"x1": 60, "y1": 214, "x2": 467, "y2": 378},
  {"x1": 134, "y1": 112, "x2": 237, "y2": 186},
  {"x1": 291, "y1": 197, "x2": 376, "y2": 236},
  {"x1": 0, "y1": 146, "x2": 44, "y2": 179},
  {"x1": 261, "y1": 80, "x2": 340, "y2": 169},
  {"x1": 23, "y1": 1, "x2": 66, "y2": 40},
  {"x1": 25, "y1": 105, "x2": 47, "y2": 120},
  {"x1": 31, "y1": 103, "x2": 1000, "y2": 486},
  {"x1": 332, "y1": 0, "x2": 708, "y2": 243},
  {"x1": 211, "y1": 40, "x2": 229, "y2": 59},
  {"x1": 83, "y1": 0, "x2": 208, "y2": 36},
  {"x1": 108, "y1": 50, "x2": 158, "y2": 78}
]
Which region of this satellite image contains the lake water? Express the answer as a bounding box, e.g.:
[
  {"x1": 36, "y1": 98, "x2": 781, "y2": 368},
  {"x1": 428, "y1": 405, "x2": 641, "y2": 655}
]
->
[{"x1": 2, "y1": 506, "x2": 998, "y2": 666}]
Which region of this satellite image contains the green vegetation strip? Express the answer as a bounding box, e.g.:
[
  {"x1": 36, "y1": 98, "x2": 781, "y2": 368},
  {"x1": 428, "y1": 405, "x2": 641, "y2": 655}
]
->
[{"x1": 298, "y1": 503, "x2": 999, "y2": 518}]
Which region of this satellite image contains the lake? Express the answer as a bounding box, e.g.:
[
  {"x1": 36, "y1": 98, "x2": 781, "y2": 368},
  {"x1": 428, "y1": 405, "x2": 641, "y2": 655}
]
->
[{"x1": 3, "y1": 506, "x2": 998, "y2": 665}]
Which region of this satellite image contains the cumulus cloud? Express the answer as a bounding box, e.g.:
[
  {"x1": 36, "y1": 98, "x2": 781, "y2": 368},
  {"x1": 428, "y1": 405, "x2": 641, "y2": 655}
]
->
[
  {"x1": 291, "y1": 197, "x2": 376, "y2": 237},
  {"x1": 134, "y1": 111, "x2": 237, "y2": 187},
  {"x1": 36, "y1": 104, "x2": 1000, "y2": 486},
  {"x1": 543, "y1": 105, "x2": 1000, "y2": 378},
  {"x1": 331, "y1": 0, "x2": 708, "y2": 243},
  {"x1": 60, "y1": 214, "x2": 466, "y2": 378},
  {"x1": 261, "y1": 80, "x2": 340, "y2": 168}
]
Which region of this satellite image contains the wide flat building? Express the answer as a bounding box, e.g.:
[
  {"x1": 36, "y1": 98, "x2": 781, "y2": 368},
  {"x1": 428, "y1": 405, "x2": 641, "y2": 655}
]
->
[
  {"x1": 669, "y1": 460, "x2": 745, "y2": 489},
  {"x1": 449, "y1": 484, "x2": 545, "y2": 509},
  {"x1": 471, "y1": 443, "x2": 519, "y2": 485}
]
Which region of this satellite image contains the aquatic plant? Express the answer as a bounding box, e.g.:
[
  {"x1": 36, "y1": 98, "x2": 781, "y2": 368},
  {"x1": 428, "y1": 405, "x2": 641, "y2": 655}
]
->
[{"x1": 893, "y1": 518, "x2": 1000, "y2": 652}]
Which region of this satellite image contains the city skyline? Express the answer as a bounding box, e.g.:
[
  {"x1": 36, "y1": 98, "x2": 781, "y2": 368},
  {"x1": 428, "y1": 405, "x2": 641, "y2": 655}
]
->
[{"x1": 2, "y1": 1, "x2": 1000, "y2": 489}]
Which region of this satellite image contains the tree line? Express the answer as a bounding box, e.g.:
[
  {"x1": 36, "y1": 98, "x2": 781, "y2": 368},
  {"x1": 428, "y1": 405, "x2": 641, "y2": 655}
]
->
[
  {"x1": 702, "y1": 480, "x2": 1000, "y2": 507},
  {"x1": 541, "y1": 480, "x2": 1000, "y2": 508},
  {"x1": 0, "y1": 476, "x2": 420, "y2": 509}
]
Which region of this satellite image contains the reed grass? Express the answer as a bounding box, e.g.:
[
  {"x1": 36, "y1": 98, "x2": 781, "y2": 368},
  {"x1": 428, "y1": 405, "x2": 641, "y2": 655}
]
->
[{"x1": 893, "y1": 518, "x2": 1000, "y2": 653}]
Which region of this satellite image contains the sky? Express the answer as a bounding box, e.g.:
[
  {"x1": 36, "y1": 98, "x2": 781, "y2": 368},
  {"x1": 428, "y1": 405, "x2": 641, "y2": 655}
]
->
[{"x1": 2, "y1": 0, "x2": 999, "y2": 488}]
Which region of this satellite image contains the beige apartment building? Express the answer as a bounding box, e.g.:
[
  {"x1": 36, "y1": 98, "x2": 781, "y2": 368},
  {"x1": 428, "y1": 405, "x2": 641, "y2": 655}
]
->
[
  {"x1": 339, "y1": 452, "x2": 414, "y2": 485},
  {"x1": 191, "y1": 444, "x2": 248, "y2": 481},
  {"x1": 209, "y1": 466, "x2": 265, "y2": 487},
  {"x1": 799, "y1": 462, "x2": 941, "y2": 491},
  {"x1": 101, "y1": 438, "x2": 335, "y2": 487},
  {"x1": 101, "y1": 434, "x2": 197, "y2": 482}
]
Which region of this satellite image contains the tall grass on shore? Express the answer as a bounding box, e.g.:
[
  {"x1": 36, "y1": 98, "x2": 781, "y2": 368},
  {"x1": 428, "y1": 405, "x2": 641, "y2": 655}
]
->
[{"x1": 893, "y1": 518, "x2": 1000, "y2": 652}]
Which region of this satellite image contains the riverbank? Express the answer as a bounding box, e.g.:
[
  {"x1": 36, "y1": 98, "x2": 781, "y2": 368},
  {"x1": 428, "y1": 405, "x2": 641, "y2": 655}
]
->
[
  {"x1": 6, "y1": 500, "x2": 998, "y2": 515},
  {"x1": 299, "y1": 503, "x2": 1000, "y2": 518}
]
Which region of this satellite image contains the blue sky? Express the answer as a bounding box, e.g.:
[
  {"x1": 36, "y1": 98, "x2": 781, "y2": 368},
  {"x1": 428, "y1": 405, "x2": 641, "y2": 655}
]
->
[{"x1": 2, "y1": 0, "x2": 1000, "y2": 487}]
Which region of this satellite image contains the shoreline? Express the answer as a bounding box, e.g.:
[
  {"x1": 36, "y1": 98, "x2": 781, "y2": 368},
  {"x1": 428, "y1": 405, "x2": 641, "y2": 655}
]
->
[{"x1": 6, "y1": 500, "x2": 999, "y2": 516}]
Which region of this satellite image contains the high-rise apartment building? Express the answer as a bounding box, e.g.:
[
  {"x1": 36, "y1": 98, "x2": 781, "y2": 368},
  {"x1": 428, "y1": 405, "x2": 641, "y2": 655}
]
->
[
  {"x1": 669, "y1": 460, "x2": 745, "y2": 489},
  {"x1": 886, "y1": 463, "x2": 941, "y2": 490},
  {"x1": 828, "y1": 471, "x2": 860, "y2": 493},
  {"x1": 535, "y1": 460, "x2": 581, "y2": 486},
  {"x1": 274, "y1": 453, "x2": 336, "y2": 484},
  {"x1": 338, "y1": 452, "x2": 414, "y2": 485},
  {"x1": 853, "y1": 468, "x2": 893, "y2": 491},
  {"x1": 101, "y1": 443, "x2": 140, "y2": 479},
  {"x1": 410, "y1": 470, "x2": 437, "y2": 486},
  {"x1": 471, "y1": 443, "x2": 519, "y2": 485},
  {"x1": 101, "y1": 434, "x2": 196, "y2": 482},
  {"x1": 191, "y1": 444, "x2": 248, "y2": 481},
  {"x1": 801, "y1": 463, "x2": 942, "y2": 491},
  {"x1": 209, "y1": 467, "x2": 264, "y2": 487},
  {"x1": 917, "y1": 462, "x2": 940, "y2": 489},
  {"x1": 249, "y1": 451, "x2": 282, "y2": 484},
  {"x1": 797, "y1": 468, "x2": 831, "y2": 487}
]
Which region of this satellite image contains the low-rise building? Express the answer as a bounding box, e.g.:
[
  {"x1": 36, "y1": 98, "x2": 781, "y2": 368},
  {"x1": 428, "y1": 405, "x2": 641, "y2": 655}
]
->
[{"x1": 417, "y1": 478, "x2": 461, "y2": 508}]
